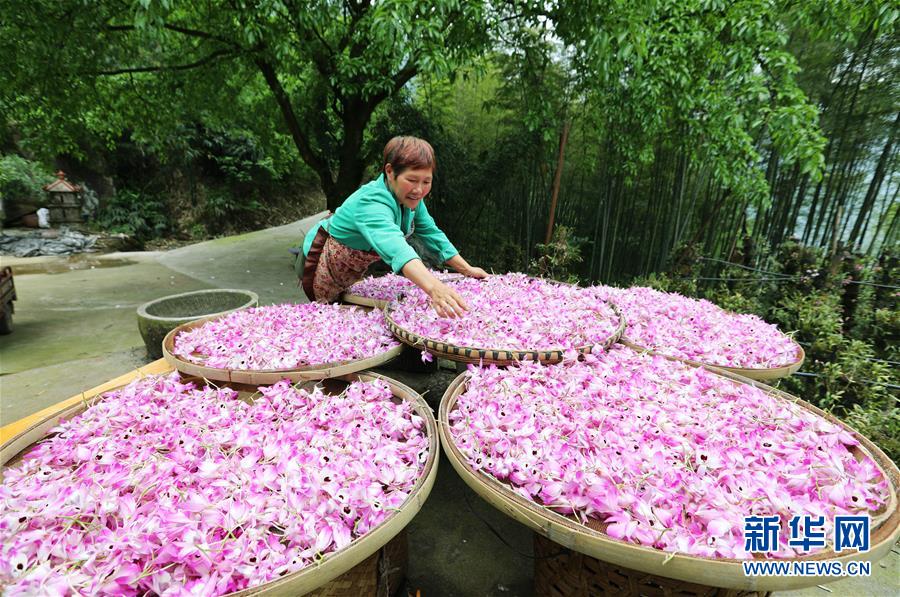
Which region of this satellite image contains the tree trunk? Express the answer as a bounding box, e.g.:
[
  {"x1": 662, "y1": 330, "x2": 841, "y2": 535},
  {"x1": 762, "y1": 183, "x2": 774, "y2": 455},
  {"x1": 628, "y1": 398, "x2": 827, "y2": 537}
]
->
[
  {"x1": 812, "y1": 37, "x2": 875, "y2": 246},
  {"x1": 326, "y1": 107, "x2": 372, "y2": 211},
  {"x1": 834, "y1": 154, "x2": 867, "y2": 243},
  {"x1": 769, "y1": 164, "x2": 799, "y2": 246},
  {"x1": 664, "y1": 150, "x2": 687, "y2": 265},
  {"x1": 255, "y1": 59, "x2": 334, "y2": 198},
  {"x1": 545, "y1": 120, "x2": 571, "y2": 244},
  {"x1": 606, "y1": 173, "x2": 625, "y2": 280},
  {"x1": 256, "y1": 59, "x2": 394, "y2": 212},
  {"x1": 803, "y1": 175, "x2": 825, "y2": 244},
  {"x1": 590, "y1": 140, "x2": 612, "y2": 280},
  {"x1": 753, "y1": 150, "x2": 780, "y2": 241},
  {"x1": 848, "y1": 112, "x2": 899, "y2": 248},
  {"x1": 786, "y1": 173, "x2": 810, "y2": 242},
  {"x1": 830, "y1": 204, "x2": 844, "y2": 258},
  {"x1": 802, "y1": 32, "x2": 872, "y2": 244},
  {"x1": 867, "y1": 180, "x2": 900, "y2": 254},
  {"x1": 880, "y1": 198, "x2": 900, "y2": 253}
]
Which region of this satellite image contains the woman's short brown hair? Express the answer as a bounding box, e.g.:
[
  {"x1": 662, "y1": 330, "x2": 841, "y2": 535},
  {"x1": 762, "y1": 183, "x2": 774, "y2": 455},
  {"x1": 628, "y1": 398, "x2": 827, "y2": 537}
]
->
[{"x1": 383, "y1": 136, "x2": 436, "y2": 175}]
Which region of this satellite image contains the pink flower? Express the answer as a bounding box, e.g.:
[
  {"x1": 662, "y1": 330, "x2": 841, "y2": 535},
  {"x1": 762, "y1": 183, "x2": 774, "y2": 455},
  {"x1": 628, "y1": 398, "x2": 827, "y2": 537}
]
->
[
  {"x1": 347, "y1": 270, "x2": 460, "y2": 302},
  {"x1": 0, "y1": 373, "x2": 429, "y2": 594},
  {"x1": 173, "y1": 303, "x2": 400, "y2": 369},
  {"x1": 447, "y1": 345, "x2": 889, "y2": 559},
  {"x1": 389, "y1": 274, "x2": 621, "y2": 356},
  {"x1": 588, "y1": 285, "x2": 802, "y2": 369}
]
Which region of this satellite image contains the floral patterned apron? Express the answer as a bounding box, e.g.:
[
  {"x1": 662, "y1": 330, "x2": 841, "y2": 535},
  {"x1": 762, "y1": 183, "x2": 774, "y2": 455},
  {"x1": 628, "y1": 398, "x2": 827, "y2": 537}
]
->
[{"x1": 301, "y1": 215, "x2": 414, "y2": 303}]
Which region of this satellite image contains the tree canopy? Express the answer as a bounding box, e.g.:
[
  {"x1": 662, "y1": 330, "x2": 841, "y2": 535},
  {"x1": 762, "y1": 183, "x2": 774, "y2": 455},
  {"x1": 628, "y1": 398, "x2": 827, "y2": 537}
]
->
[
  {"x1": 4, "y1": 0, "x2": 892, "y2": 211},
  {"x1": 2, "y1": 0, "x2": 490, "y2": 208}
]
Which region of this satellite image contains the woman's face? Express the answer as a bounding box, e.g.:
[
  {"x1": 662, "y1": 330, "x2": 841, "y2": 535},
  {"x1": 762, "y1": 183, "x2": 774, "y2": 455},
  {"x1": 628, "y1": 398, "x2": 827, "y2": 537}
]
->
[{"x1": 386, "y1": 165, "x2": 433, "y2": 210}]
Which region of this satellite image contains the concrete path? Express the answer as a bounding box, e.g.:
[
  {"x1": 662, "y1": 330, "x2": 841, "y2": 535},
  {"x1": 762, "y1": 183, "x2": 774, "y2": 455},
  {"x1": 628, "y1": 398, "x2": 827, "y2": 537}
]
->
[
  {"x1": 157, "y1": 217, "x2": 324, "y2": 306},
  {"x1": 0, "y1": 215, "x2": 896, "y2": 596}
]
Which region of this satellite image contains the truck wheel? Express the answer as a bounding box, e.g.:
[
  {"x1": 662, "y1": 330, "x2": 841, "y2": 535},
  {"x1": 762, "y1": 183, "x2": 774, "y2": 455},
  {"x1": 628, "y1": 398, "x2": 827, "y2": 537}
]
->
[{"x1": 0, "y1": 307, "x2": 12, "y2": 335}]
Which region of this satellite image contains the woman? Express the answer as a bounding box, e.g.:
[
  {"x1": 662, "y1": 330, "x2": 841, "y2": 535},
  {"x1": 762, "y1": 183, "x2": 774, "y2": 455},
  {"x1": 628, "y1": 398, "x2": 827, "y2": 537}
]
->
[{"x1": 300, "y1": 136, "x2": 487, "y2": 318}]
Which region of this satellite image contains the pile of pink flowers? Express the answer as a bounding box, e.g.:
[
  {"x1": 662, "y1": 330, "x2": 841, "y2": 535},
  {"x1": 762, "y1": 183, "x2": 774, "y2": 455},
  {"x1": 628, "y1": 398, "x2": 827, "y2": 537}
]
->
[
  {"x1": 345, "y1": 270, "x2": 461, "y2": 302},
  {"x1": 173, "y1": 303, "x2": 400, "y2": 369},
  {"x1": 389, "y1": 273, "x2": 621, "y2": 355},
  {"x1": 0, "y1": 374, "x2": 428, "y2": 595},
  {"x1": 588, "y1": 285, "x2": 801, "y2": 369},
  {"x1": 448, "y1": 345, "x2": 888, "y2": 559}
]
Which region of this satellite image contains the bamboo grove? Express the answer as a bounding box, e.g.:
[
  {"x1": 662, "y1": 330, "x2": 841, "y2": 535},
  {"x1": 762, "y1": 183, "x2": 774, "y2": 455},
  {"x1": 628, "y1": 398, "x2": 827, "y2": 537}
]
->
[{"x1": 417, "y1": 24, "x2": 898, "y2": 285}]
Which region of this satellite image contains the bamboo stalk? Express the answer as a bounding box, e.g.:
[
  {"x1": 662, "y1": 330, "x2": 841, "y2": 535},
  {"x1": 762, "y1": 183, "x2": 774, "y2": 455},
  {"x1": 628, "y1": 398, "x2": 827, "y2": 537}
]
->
[{"x1": 545, "y1": 120, "x2": 571, "y2": 245}]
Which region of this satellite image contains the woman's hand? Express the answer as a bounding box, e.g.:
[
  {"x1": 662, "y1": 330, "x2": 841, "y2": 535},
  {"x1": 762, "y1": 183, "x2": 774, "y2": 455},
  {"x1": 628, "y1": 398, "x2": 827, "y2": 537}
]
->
[
  {"x1": 462, "y1": 266, "x2": 488, "y2": 279},
  {"x1": 445, "y1": 254, "x2": 488, "y2": 279},
  {"x1": 402, "y1": 258, "x2": 469, "y2": 317},
  {"x1": 427, "y1": 280, "x2": 469, "y2": 318}
]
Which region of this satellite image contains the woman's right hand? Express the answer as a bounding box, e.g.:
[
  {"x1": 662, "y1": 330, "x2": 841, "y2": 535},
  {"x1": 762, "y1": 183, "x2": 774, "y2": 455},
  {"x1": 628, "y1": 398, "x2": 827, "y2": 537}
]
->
[
  {"x1": 427, "y1": 280, "x2": 469, "y2": 318},
  {"x1": 401, "y1": 258, "x2": 469, "y2": 318}
]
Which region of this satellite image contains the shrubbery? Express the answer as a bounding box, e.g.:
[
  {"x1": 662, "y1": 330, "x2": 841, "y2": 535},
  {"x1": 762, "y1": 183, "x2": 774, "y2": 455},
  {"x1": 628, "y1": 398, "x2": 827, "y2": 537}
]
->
[
  {"x1": 0, "y1": 154, "x2": 53, "y2": 219},
  {"x1": 94, "y1": 189, "x2": 168, "y2": 241},
  {"x1": 529, "y1": 225, "x2": 585, "y2": 284},
  {"x1": 85, "y1": 125, "x2": 320, "y2": 240}
]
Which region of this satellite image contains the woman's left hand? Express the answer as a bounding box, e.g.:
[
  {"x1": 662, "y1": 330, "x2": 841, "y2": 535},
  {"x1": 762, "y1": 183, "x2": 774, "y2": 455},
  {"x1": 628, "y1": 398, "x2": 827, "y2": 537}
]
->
[
  {"x1": 463, "y1": 266, "x2": 488, "y2": 279},
  {"x1": 445, "y1": 255, "x2": 488, "y2": 279}
]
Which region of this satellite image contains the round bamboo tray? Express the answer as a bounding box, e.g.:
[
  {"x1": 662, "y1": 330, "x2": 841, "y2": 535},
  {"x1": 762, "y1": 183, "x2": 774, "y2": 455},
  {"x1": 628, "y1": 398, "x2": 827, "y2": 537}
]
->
[
  {"x1": 307, "y1": 530, "x2": 407, "y2": 597},
  {"x1": 438, "y1": 368, "x2": 900, "y2": 592},
  {"x1": 341, "y1": 273, "x2": 465, "y2": 310},
  {"x1": 619, "y1": 338, "x2": 805, "y2": 381},
  {"x1": 1, "y1": 371, "x2": 438, "y2": 596},
  {"x1": 162, "y1": 309, "x2": 403, "y2": 384},
  {"x1": 384, "y1": 302, "x2": 625, "y2": 366},
  {"x1": 533, "y1": 533, "x2": 769, "y2": 597}
]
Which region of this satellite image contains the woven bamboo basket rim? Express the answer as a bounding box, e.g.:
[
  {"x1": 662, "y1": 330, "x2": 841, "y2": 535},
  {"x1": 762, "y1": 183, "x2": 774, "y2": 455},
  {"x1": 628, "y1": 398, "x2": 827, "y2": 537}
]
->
[
  {"x1": 161, "y1": 306, "x2": 403, "y2": 384},
  {"x1": 437, "y1": 362, "x2": 900, "y2": 591},
  {"x1": 339, "y1": 293, "x2": 387, "y2": 309},
  {"x1": 383, "y1": 298, "x2": 626, "y2": 366},
  {"x1": 340, "y1": 273, "x2": 467, "y2": 310},
  {"x1": 620, "y1": 337, "x2": 806, "y2": 380},
  {"x1": 1, "y1": 369, "x2": 439, "y2": 597}
]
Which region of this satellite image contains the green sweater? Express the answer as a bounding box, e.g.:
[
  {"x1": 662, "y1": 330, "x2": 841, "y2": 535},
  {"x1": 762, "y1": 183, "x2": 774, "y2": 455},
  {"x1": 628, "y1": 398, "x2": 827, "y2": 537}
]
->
[{"x1": 302, "y1": 174, "x2": 458, "y2": 273}]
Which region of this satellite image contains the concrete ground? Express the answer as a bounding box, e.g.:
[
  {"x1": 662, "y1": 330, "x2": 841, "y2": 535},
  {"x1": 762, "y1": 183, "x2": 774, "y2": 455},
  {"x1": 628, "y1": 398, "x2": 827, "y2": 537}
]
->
[{"x1": 0, "y1": 214, "x2": 896, "y2": 596}]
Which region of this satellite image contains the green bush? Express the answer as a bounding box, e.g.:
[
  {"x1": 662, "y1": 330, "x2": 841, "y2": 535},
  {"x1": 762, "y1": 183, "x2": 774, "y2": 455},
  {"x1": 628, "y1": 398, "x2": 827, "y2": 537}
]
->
[
  {"x1": 491, "y1": 239, "x2": 527, "y2": 274},
  {"x1": 707, "y1": 291, "x2": 765, "y2": 318},
  {"x1": 185, "y1": 126, "x2": 280, "y2": 184},
  {"x1": 0, "y1": 154, "x2": 53, "y2": 207},
  {"x1": 96, "y1": 189, "x2": 168, "y2": 241},
  {"x1": 863, "y1": 249, "x2": 899, "y2": 360},
  {"x1": 777, "y1": 337, "x2": 898, "y2": 463},
  {"x1": 844, "y1": 403, "x2": 900, "y2": 465},
  {"x1": 199, "y1": 187, "x2": 263, "y2": 235},
  {"x1": 529, "y1": 225, "x2": 586, "y2": 284},
  {"x1": 770, "y1": 291, "x2": 844, "y2": 357},
  {"x1": 630, "y1": 271, "x2": 698, "y2": 297}
]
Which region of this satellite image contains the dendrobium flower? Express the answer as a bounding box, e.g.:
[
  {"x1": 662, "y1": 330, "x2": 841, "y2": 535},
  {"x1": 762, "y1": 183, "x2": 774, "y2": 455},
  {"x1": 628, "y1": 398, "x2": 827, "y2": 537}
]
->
[
  {"x1": 587, "y1": 285, "x2": 802, "y2": 369},
  {"x1": 448, "y1": 345, "x2": 888, "y2": 559},
  {"x1": 0, "y1": 374, "x2": 428, "y2": 595},
  {"x1": 173, "y1": 303, "x2": 400, "y2": 369},
  {"x1": 389, "y1": 273, "x2": 621, "y2": 353},
  {"x1": 346, "y1": 270, "x2": 459, "y2": 302}
]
